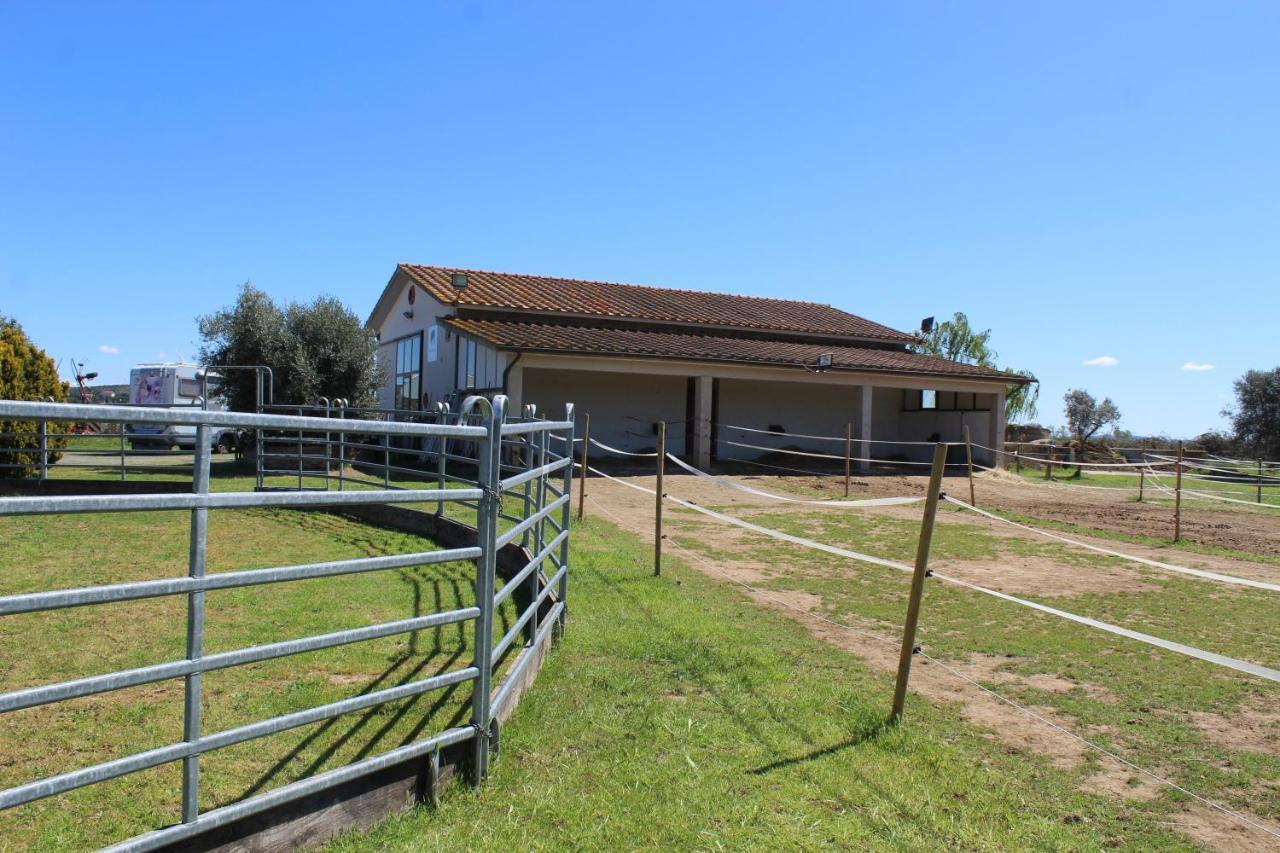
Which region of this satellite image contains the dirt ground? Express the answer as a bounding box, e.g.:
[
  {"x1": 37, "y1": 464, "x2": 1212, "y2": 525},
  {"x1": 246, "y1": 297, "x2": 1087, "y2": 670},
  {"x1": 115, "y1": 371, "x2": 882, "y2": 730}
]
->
[
  {"x1": 740, "y1": 465, "x2": 1280, "y2": 558},
  {"x1": 585, "y1": 466, "x2": 1280, "y2": 586},
  {"x1": 578, "y1": 466, "x2": 1280, "y2": 851}
]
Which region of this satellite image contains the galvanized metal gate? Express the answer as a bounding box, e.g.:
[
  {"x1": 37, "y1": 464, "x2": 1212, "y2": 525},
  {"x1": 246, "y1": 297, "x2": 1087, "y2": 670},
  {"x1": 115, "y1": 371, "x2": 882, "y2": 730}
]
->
[{"x1": 0, "y1": 395, "x2": 573, "y2": 850}]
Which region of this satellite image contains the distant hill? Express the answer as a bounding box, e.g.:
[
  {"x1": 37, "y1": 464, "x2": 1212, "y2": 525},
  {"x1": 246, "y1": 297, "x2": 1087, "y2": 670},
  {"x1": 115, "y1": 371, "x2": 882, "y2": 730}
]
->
[{"x1": 69, "y1": 384, "x2": 130, "y2": 404}]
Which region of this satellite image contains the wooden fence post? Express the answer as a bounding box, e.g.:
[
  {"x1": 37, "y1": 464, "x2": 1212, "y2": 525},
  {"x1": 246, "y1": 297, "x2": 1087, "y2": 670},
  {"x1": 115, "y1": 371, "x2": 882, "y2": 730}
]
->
[
  {"x1": 1138, "y1": 466, "x2": 1144, "y2": 502},
  {"x1": 1174, "y1": 441, "x2": 1184, "y2": 543},
  {"x1": 839, "y1": 420, "x2": 849, "y2": 494},
  {"x1": 654, "y1": 421, "x2": 665, "y2": 577},
  {"x1": 576, "y1": 413, "x2": 590, "y2": 522},
  {"x1": 890, "y1": 442, "x2": 948, "y2": 723},
  {"x1": 1014, "y1": 449, "x2": 1020, "y2": 475},
  {"x1": 1259, "y1": 459, "x2": 1265, "y2": 505},
  {"x1": 963, "y1": 423, "x2": 975, "y2": 507},
  {"x1": 1045, "y1": 445, "x2": 1054, "y2": 480}
]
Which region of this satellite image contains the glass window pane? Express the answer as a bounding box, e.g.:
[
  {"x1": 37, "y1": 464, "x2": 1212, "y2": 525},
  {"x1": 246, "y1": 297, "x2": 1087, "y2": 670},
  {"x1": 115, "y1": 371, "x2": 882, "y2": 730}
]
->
[{"x1": 921, "y1": 389, "x2": 937, "y2": 409}]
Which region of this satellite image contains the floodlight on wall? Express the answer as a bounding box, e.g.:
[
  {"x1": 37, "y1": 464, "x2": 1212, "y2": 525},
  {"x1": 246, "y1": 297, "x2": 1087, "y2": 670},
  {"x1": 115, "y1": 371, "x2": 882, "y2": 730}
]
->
[
  {"x1": 814, "y1": 353, "x2": 833, "y2": 372},
  {"x1": 921, "y1": 316, "x2": 935, "y2": 334},
  {"x1": 451, "y1": 272, "x2": 469, "y2": 289}
]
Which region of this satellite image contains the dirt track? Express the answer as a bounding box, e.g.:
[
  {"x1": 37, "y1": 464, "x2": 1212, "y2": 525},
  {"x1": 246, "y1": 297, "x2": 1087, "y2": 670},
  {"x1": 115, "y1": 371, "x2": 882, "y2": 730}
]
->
[{"x1": 648, "y1": 465, "x2": 1280, "y2": 558}]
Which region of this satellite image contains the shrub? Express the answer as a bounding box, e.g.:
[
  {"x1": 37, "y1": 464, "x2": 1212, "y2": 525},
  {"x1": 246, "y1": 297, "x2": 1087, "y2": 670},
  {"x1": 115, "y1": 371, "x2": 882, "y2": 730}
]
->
[{"x1": 0, "y1": 315, "x2": 69, "y2": 478}]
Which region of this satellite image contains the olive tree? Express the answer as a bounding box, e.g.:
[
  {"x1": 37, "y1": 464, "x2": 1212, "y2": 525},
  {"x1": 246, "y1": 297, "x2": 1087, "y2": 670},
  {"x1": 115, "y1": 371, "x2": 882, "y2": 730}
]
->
[
  {"x1": 198, "y1": 284, "x2": 383, "y2": 412},
  {"x1": 1063, "y1": 388, "x2": 1121, "y2": 445}
]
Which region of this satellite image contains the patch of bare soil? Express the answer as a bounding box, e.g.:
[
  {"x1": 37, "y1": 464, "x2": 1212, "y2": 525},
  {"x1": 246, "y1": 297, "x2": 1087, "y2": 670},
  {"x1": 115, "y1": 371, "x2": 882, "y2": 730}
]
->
[
  {"x1": 1167, "y1": 805, "x2": 1280, "y2": 853},
  {"x1": 1188, "y1": 698, "x2": 1280, "y2": 757},
  {"x1": 963, "y1": 470, "x2": 1280, "y2": 559},
  {"x1": 931, "y1": 556, "x2": 1158, "y2": 597},
  {"x1": 665, "y1": 467, "x2": 1280, "y2": 585},
  {"x1": 682, "y1": 461, "x2": 1280, "y2": 559}
]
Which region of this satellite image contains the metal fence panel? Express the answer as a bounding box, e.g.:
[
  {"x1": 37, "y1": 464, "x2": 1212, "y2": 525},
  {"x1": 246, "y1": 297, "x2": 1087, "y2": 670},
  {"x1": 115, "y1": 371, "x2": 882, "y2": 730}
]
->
[{"x1": 0, "y1": 394, "x2": 574, "y2": 848}]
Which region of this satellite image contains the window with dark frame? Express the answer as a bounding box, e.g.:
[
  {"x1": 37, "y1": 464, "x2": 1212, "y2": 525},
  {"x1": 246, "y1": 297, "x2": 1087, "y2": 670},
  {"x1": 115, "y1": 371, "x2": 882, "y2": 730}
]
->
[
  {"x1": 462, "y1": 339, "x2": 477, "y2": 389},
  {"x1": 905, "y1": 389, "x2": 985, "y2": 412},
  {"x1": 393, "y1": 333, "x2": 422, "y2": 410}
]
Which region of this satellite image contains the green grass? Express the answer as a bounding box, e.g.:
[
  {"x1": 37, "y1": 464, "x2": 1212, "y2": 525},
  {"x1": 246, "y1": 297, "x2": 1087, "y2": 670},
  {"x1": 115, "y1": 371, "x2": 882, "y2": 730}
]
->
[
  {"x1": 0, "y1": 468, "x2": 513, "y2": 849},
  {"x1": 657, "y1": 504, "x2": 1280, "y2": 830},
  {"x1": 1, "y1": 464, "x2": 1271, "y2": 849},
  {"x1": 328, "y1": 516, "x2": 1198, "y2": 850},
  {"x1": 1008, "y1": 465, "x2": 1280, "y2": 510},
  {"x1": 983, "y1": 503, "x2": 1280, "y2": 569}
]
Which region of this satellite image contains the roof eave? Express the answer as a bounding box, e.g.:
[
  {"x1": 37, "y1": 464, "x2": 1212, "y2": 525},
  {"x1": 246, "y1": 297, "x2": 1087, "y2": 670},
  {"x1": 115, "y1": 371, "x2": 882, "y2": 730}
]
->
[{"x1": 480, "y1": 342, "x2": 1023, "y2": 384}]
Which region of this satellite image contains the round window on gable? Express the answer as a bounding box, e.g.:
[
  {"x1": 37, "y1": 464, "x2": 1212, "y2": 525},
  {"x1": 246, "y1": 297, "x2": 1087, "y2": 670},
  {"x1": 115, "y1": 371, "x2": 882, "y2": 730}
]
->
[{"x1": 407, "y1": 287, "x2": 416, "y2": 305}]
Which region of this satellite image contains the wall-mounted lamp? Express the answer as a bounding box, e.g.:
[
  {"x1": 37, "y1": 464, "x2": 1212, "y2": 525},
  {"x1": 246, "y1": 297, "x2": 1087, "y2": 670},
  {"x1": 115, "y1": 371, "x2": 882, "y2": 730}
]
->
[{"x1": 403, "y1": 310, "x2": 414, "y2": 320}]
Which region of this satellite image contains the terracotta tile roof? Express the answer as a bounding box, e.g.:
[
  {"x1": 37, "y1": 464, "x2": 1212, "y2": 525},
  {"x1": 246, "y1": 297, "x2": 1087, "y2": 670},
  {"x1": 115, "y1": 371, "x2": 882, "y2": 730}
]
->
[
  {"x1": 400, "y1": 264, "x2": 913, "y2": 343},
  {"x1": 445, "y1": 318, "x2": 1028, "y2": 383}
]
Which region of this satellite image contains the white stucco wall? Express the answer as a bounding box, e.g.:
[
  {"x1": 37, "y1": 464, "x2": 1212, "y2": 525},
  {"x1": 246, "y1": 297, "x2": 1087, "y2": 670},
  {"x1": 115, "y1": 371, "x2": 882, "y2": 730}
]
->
[
  {"x1": 520, "y1": 367, "x2": 687, "y2": 456},
  {"x1": 373, "y1": 276, "x2": 512, "y2": 411},
  {"x1": 715, "y1": 378, "x2": 865, "y2": 461}
]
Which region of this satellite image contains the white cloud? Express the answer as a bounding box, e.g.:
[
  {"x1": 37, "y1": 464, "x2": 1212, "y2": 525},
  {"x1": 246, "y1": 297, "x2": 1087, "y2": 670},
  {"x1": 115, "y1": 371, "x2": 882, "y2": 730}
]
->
[
  {"x1": 1181, "y1": 361, "x2": 1214, "y2": 372},
  {"x1": 98, "y1": 344, "x2": 120, "y2": 355},
  {"x1": 1083, "y1": 355, "x2": 1118, "y2": 367}
]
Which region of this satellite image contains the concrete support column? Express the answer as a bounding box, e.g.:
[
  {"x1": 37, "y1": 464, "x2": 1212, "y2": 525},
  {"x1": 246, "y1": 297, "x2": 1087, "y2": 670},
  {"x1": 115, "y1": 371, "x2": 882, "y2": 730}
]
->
[
  {"x1": 858, "y1": 384, "x2": 873, "y2": 473},
  {"x1": 693, "y1": 375, "x2": 714, "y2": 469},
  {"x1": 989, "y1": 390, "x2": 1006, "y2": 466}
]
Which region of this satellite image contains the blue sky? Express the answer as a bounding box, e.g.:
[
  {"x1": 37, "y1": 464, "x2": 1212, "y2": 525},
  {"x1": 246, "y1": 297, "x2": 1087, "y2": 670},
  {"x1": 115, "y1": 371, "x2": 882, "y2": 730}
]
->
[{"x1": 2, "y1": 2, "x2": 1276, "y2": 437}]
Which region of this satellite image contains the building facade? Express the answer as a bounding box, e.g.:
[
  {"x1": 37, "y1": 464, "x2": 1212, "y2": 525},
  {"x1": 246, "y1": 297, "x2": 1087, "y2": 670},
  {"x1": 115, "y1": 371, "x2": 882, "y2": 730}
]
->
[{"x1": 366, "y1": 264, "x2": 1031, "y2": 469}]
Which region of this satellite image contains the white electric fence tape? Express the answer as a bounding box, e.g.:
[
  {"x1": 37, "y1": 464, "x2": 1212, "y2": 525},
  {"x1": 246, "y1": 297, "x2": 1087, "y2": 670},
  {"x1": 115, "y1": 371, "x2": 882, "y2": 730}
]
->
[
  {"x1": 941, "y1": 495, "x2": 1280, "y2": 593},
  {"x1": 975, "y1": 443, "x2": 1154, "y2": 469},
  {"x1": 643, "y1": 506, "x2": 1280, "y2": 843},
  {"x1": 718, "y1": 422, "x2": 950, "y2": 446},
  {"x1": 587, "y1": 437, "x2": 659, "y2": 458},
  {"x1": 664, "y1": 453, "x2": 924, "y2": 508},
  {"x1": 580, "y1": 467, "x2": 1280, "y2": 842},
  {"x1": 719, "y1": 438, "x2": 941, "y2": 467},
  {"x1": 580, "y1": 463, "x2": 1280, "y2": 685}
]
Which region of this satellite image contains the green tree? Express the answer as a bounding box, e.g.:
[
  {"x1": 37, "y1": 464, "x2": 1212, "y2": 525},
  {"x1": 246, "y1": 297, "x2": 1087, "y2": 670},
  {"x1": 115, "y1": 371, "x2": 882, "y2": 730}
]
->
[
  {"x1": 0, "y1": 314, "x2": 69, "y2": 478},
  {"x1": 912, "y1": 312, "x2": 1040, "y2": 421},
  {"x1": 198, "y1": 284, "x2": 383, "y2": 412},
  {"x1": 1224, "y1": 367, "x2": 1280, "y2": 459},
  {"x1": 1063, "y1": 388, "x2": 1121, "y2": 445}
]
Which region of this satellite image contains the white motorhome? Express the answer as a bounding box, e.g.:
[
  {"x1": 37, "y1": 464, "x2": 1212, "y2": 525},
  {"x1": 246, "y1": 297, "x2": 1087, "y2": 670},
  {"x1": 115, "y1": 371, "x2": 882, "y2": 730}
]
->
[{"x1": 124, "y1": 363, "x2": 234, "y2": 451}]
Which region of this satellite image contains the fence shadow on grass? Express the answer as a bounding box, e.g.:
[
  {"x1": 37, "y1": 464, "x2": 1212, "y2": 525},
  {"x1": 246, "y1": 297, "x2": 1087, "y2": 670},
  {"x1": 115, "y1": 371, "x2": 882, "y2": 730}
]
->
[
  {"x1": 236, "y1": 567, "x2": 473, "y2": 802},
  {"x1": 579, "y1": 557, "x2": 919, "y2": 822}
]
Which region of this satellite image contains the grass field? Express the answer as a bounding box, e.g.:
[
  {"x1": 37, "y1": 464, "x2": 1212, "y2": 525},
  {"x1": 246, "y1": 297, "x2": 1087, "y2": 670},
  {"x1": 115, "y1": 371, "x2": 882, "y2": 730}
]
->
[
  {"x1": 330, "y1": 515, "x2": 1198, "y2": 851},
  {"x1": 0, "y1": 467, "x2": 508, "y2": 849},
  {"x1": 1008, "y1": 465, "x2": 1280, "y2": 510},
  {"x1": 3, "y1": 461, "x2": 1276, "y2": 849},
  {"x1": 647, "y1": 498, "x2": 1280, "y2": 841}
]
